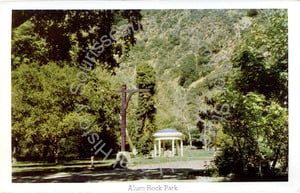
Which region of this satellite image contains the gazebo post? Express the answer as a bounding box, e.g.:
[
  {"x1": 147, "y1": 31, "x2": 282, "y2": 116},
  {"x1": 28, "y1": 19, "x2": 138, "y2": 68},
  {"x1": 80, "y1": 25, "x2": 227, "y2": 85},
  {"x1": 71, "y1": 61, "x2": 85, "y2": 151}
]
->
[
  {"x1": 180, "y1": 139, "x2": 183, "y2": 156},
  {"x1": 172, "y1": 139, "x2": 175, "y2": 157},
  {"x1": 176, "y1": 140, "x2": 179, "y2": 156},
  {"x1": 154, "y1": 140, "x2": 157, "y2": 157},
  {"x1": 158, "y1": 139, "x2": 161, "y2": 157}
]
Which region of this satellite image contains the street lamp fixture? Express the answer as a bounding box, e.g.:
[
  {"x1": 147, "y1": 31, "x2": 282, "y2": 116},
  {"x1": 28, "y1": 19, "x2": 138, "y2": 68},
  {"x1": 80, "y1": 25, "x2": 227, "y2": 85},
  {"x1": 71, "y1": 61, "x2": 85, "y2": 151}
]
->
[{"x1": 115, "y1": 84, "x2": 150, "y2": 152}]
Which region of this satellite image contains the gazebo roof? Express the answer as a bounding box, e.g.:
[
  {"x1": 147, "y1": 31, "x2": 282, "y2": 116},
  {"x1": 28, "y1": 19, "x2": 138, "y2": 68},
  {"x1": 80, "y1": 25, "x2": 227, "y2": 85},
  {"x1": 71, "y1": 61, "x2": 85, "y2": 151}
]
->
[{"x1": 153, "y1": 128, "x2": 184, "y2": 138}]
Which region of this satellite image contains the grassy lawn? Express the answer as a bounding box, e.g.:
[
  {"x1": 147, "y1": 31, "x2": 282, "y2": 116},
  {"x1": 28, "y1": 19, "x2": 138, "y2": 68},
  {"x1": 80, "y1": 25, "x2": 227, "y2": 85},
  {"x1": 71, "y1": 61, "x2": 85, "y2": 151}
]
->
[
  {"x1": 12, "y1": 148, "x2": 218, "y2": 182},
  {"x1": 12, "y1": 149, "x2": 288, "y2": 182},
  {"x1": 12, "y1": 159, "x2": 115, "y2": 173},
  {"x1": 12, "y1": 148, "x2": 215, "y2": 175},
  {"x1": 130, "y1": 148, "x2": 215, "y2": 166}
]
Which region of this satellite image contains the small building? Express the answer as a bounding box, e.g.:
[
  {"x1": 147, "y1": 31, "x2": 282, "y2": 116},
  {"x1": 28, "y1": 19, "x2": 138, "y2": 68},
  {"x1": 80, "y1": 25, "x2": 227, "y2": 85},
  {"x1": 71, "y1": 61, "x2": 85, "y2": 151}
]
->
[{"x1": 153, "y1": 128, "x2": 184, "y2": 157}]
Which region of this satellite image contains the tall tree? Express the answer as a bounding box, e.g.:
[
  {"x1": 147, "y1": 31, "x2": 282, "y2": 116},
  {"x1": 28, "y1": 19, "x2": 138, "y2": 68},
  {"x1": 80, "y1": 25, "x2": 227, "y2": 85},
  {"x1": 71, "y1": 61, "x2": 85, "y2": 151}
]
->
[
  {"x1": 12, "y1": 63, "x2": 121, "y2": 162},
  {"x1": 132, "y1": 62, "x2": 157, "y2": 155},
  {"x1": 12, "y1": 62, "x2": 80, "y2": 162},
  {"x1": 12, "y1": 10, "x2": 143, "y2": 71},
  {"x1": 11, "y1": 10, "x2": 143, "y2": 162},
  {"x1": 232, "y1": 9, "x2": 288, "y2": 106},
  {"x1": 214, "y1": 9, "x2": 288, "y2": 178}
]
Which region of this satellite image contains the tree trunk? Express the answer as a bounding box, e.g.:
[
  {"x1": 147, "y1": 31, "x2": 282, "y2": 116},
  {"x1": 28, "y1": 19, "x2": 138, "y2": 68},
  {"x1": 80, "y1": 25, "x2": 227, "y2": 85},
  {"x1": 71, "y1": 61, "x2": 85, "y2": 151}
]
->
[
  {"x1": 271, "y1": 148, "x2": 280, "y2": 169},
  {"x1": 12, "y1": 145, "x2": 17, "y2": 163}
]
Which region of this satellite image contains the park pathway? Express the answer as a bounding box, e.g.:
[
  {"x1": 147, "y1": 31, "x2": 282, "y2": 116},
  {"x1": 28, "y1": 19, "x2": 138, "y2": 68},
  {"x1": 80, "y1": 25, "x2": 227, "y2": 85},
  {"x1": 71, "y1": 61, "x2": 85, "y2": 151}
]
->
[{"x1": 129, "y1": 160, "x2": 212, "y2": 170}]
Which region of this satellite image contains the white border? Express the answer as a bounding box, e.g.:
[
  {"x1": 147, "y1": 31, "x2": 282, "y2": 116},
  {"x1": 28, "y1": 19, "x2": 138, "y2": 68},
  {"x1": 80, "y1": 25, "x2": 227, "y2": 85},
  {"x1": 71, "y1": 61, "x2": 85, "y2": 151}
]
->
[
  {"x1": 1, "y1": 1, "x2": 300, "y2": 193},
  {"x1": 0, "y1": 0, "x2": 294, "y2": 9}
]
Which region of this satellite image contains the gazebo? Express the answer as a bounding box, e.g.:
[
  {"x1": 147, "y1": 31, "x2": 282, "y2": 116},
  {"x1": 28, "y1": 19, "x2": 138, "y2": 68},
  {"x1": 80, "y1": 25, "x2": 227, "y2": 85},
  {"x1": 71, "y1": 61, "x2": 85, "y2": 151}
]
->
[{"x1": 153, "y1": 128, "x2": 184, "y2": 157}]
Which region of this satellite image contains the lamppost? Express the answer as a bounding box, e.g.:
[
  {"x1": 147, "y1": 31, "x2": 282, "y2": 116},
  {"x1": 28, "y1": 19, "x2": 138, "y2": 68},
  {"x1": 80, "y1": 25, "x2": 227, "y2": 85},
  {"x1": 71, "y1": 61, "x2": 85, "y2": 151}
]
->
[{"x1": 115, "y1": 84, "x2": 149, "y2": 152}]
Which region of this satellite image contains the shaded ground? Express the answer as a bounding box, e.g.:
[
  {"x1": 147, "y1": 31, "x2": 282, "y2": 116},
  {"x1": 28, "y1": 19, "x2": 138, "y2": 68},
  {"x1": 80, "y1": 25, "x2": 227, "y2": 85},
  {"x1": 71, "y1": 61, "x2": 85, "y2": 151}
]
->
[
  {"x1": 129, "y1": 160, "x2": 212, "y2": 169},
  {"x1": 12, "y1": 149, "x2": 286, "y2": 182},
  {"x1": 13, "y1": 149, "x2": 220, "y2": 182},
  {"x1": 12, "y1": 158, "x2": 222, "y2": 182},
  {"x1": 12, "y1": 159, "x2": 287, "y2": 182},
  {"x1": 13, "y1": 165, "x2": 224, "y2": 183}
]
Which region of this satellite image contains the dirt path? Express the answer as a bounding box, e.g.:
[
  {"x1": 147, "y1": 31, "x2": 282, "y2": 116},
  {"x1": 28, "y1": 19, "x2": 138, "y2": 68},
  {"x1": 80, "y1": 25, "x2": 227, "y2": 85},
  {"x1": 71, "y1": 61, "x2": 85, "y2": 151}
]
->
[{"x1": 129, "y1": 160, "x2": 212, "y2": 170}]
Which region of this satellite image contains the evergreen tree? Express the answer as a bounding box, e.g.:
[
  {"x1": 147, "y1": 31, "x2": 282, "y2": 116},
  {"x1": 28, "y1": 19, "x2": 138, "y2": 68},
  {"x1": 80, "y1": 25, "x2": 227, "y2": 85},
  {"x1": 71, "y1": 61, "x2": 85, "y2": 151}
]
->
[{"x1": 133, "y1": 62, "x2": 157, "y2": 155}]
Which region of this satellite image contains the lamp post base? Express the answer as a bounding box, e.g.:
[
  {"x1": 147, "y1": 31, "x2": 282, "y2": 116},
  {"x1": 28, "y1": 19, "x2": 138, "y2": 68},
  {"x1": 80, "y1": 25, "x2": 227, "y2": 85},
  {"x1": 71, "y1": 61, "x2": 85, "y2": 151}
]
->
[{"x1": 112, "y1": 151, "x2": 131, "y2": 169}]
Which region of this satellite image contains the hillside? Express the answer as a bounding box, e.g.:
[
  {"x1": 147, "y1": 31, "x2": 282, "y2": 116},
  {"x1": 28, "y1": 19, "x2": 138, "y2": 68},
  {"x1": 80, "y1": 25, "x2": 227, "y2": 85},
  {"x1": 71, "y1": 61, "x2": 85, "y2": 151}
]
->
[{"x1": 116, "y1": 9, "x2": 253, "y2": 145}]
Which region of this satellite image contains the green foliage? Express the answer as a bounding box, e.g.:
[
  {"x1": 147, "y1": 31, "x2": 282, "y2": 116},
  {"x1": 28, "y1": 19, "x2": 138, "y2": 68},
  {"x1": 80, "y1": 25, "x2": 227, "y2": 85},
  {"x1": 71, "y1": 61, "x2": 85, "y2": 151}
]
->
[
  {"x1": 12, "y1": 63, "x2": 121, "y2": 162},
  {"x1": 12, "y1": 62, "x2": 79, "y2": 161},
  {"x1": 190, "y1": 128, "x2": 203, "y2": 148},
  {"x1": 122, "y1": 10, "x2": 251, "y2": 152},
  {"x1": 11, "y1": 10, "x2": 143, "y2": 162},
  {"x1": 12, "y1": 10, "x2": 143, "y2": 71},
  {"x1": 11, "y1": 20, "x2": 49, "y2": 69},
  {"x1": 247, "y1": 9, "x2": 258, "y2": 17},
  {"x1": 81, "y1": 69, "x2": 121, "y2": 156},
  {"x1": 132, "y1": 62, "x2": 157, "y2": 155},
  {"x1": 213, "y1": 9, "x2": 288, "y2": 177},
  {"x1": 232, "y1": 50, "x2": 280, "y2": 100},
  {"x1": 178, "y1": 54, "x2": 199, "y2": 88},
  {"x1": 214, "y1": 92, "x2": 288, "y2": 177},
  {"x1": 11, "y1": 9, "x2": 288, "y2": 176},
  {"x1": 232, "y1": 9, "x2": 288, "y2": 105},
  {"x1": 136, "y1": 62, "x2": 156, "y2": 95}
]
